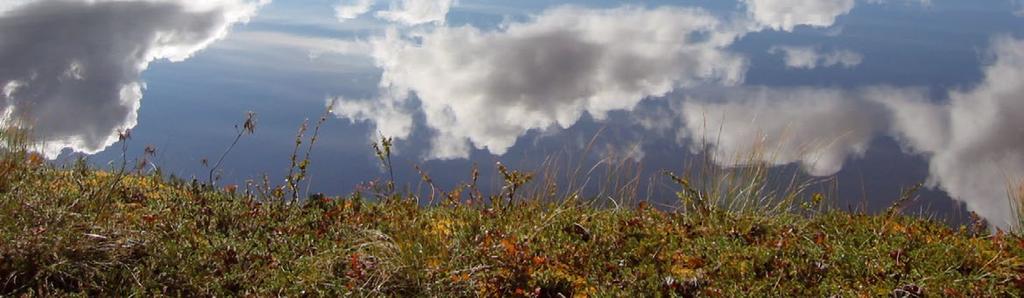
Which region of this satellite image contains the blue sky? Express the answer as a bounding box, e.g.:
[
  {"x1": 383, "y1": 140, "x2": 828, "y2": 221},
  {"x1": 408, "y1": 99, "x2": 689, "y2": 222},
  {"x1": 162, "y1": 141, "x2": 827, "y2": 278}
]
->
[{"x1": 3, "y1": 0, "x2": 1024, "y2": 227}]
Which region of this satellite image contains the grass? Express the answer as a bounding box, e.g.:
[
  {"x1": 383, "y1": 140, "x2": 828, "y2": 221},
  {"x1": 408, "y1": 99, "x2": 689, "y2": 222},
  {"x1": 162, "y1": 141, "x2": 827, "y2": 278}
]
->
[{"x1": 2, "y1": 127, "x2": 1024, "y2": 296}]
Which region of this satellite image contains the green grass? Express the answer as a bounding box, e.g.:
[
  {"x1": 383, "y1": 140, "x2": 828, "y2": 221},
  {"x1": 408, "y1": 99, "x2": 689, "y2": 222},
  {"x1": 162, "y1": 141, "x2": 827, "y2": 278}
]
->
[{"x1": 2, "y1": 130, "x2": 1024, "y2": 296}]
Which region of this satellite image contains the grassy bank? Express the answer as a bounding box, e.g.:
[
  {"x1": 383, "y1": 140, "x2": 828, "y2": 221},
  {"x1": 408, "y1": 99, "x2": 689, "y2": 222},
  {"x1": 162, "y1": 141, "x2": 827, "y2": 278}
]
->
[{"x1": 2, "y1": 132, "x2": 1024, "y2": 296}]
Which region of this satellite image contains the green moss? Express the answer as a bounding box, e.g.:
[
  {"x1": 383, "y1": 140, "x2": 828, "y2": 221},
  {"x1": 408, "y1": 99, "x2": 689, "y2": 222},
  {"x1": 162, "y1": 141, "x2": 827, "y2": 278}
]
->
[{"x1": 1, "y1": 150, "x2": 1023, "y2": 296}]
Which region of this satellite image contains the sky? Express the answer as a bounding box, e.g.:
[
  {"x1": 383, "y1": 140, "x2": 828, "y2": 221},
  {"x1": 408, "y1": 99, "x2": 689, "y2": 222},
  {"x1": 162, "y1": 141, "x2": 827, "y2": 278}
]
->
[{"x1": 2, "y1": 0, "x2": 1024, "y2": 227}]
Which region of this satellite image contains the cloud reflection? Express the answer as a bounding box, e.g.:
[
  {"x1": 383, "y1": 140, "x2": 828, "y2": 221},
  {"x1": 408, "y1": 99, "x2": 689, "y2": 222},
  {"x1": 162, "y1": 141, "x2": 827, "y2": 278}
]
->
[
  {"x1": 0, "y1": 0, "x2": 266, "y2": 158},
  {"x1": 332, "y1": 6, "x2": 749, "y2": 159},
  {"x1": 328, "y1": 2, "x2": 1024, "y2": 227}
]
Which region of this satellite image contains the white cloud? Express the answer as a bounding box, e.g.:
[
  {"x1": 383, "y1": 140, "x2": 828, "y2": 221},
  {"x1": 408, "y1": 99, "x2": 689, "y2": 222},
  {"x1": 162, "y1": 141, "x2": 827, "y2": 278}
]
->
[
  {"x1": 882, "y1": 37, "x2": 1024, "y2": 228},
  {"x1": 377, "y1": 0, "x2": 454, "y2": 25},
  {"x1": 331, "y1": 6, "x2": 748, "y2": 159},
  {"x1": 677, "y1": 87, "x2": 887, "y2": 176},
  {"x1": 320, "y1": 1, "x2": 1024, "y2": 229},
  {"x1": 330, "y1": 93, "x2": 415, "y2": 142},
  {"x1": 743, "y1": 0, "x2": 855, "y2": 31},
  {"x1": 220, "y1": 31, "x2": 373, "y2": 58},
  {"x1": 672, "y1": 37, "x2": 1024, "y2": 229},
  {"x1": 866, "y1": 0, "x2": 933, "y2": 6},
  {"x1": 334, "y1": 0, "x2": 455, "y2": 25},
  {"x1": 0, "y1": 1, "x2": 30, "y2": 14},
  {"x1": 335, "y1": 0, "x2": 375, "y2": 20},
  {"x1": 743, "y1": 0, "x2": 933, "y2": 32},
  {"x1": 0, "y1": 0, "x2": 266, "y2": 158},
  {"x1": 769, "y1": 46, "x2": 864, "y2": 69},
  {"x1": 206, "y1": 31, "x2": 376, "y2": 75}
]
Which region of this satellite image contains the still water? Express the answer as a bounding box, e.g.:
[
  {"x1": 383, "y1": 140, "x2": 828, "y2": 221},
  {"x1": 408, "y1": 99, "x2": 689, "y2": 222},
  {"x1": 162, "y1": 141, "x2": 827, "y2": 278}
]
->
[{"x1": 2, "y1": 0, "x2": 1023, "y2": 227}]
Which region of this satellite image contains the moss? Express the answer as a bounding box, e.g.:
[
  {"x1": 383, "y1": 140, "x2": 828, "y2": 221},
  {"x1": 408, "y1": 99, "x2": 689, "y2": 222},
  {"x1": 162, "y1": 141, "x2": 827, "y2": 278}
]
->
[{"x1": 0, "y1": 143, "x2": 1022, "y2": 296}]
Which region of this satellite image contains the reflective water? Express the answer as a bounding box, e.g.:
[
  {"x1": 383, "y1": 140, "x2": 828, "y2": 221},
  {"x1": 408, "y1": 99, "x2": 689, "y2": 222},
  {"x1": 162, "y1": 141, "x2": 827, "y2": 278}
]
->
[{"x1": 3, "y1": 0, "x2": 1023, "y2": 227}]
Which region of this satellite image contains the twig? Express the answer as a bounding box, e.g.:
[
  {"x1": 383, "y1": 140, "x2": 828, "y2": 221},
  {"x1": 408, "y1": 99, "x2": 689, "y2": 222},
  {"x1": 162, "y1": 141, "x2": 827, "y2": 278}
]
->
[{"x1": 208, "y1": 111, "x2": 256, "y2": 186}]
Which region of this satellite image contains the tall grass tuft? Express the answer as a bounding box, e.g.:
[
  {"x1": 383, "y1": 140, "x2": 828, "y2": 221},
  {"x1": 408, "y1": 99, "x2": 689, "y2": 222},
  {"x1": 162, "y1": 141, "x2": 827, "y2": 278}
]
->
[{"x1": 1009, "y1": 179, "x2": 1024, "y2": 233}]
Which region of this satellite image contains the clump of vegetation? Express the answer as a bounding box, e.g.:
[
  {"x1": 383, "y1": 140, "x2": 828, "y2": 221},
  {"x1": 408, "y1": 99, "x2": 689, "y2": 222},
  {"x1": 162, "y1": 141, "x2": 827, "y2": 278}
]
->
[{"x1": 2, "y1": 124, "x2": 1024, "y2": 296}]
